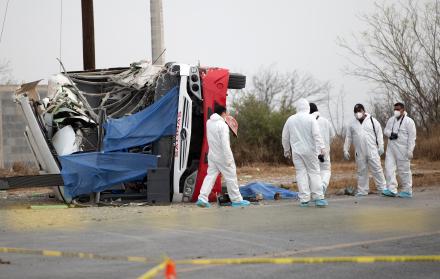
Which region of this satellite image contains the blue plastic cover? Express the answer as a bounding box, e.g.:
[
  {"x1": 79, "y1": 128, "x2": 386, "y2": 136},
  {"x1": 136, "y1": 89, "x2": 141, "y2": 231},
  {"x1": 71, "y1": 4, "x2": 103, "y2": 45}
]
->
[
  {"x1": 59, "y1": 152, "x2": 158, "y2": 197},
  {"x1": 239, "y1": 182, "x2": 298, "y2": 200},
  {"x1": 103, "y1": 87, "x2": 179, "y2": 152}
]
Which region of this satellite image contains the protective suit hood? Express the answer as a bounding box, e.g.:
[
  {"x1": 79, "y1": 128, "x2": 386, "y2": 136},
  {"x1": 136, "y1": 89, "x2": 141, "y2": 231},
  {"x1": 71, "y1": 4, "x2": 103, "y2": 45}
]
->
[
  {"x1": 295, "y1": 98, "x2": 310, "y2": 113},
  {"x1": 210, "y1": 113, "x2": 224, "y2": 121}
]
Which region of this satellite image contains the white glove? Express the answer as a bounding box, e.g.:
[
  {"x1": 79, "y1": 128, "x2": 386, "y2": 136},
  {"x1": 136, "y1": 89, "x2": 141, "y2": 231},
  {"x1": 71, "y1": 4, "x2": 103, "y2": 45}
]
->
[
  {"x1": 344, "y1": 150, "x2": 350, "y2": 160},
  {"x1": 284, "y1": 150, "x2": 291, "y2": 159},
  {"x1": 378, "y1": 147, "x2": 384, "y2": 156},
  {"x1": 407, "y1": 150, "x2": 413, "y2": 160}
]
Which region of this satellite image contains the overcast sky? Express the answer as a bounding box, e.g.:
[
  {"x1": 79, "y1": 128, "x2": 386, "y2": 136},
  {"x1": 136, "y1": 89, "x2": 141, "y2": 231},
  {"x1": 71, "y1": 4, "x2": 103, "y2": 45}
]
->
[{"x1": 0, "y1": 0, "x2": 386, "y2": 123}]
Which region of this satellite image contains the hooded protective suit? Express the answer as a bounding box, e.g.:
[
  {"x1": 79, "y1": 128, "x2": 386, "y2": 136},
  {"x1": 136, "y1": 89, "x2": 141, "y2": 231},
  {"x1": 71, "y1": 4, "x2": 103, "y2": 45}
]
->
[
  {"x1": 282, "y1": 99, "x2": 326, "y2": 203},
  {"x1": 384, "y1": 112, "x2": 416, "y2": 194},
  {"x1": 312, "y1": 112, "x2": 335, "y2": 192},
  {"x1": 198, "y1": 113, "x2": 243, "y2": 203},
  {"x1": 343, "y1": 113, "x2": 386, "y2": 195}
]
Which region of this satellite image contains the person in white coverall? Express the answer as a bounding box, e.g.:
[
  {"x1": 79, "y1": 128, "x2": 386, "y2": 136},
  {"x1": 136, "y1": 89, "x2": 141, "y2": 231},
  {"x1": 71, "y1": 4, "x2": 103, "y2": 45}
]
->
[
  {"x1": 343, "y1": 104, "x2": 386, "y2": 196},
  {"x1": 196, "y1": 103, "x2": 250, "y2": 208},
  {"x1": 282, "y1": 98, "x2": 328, "y2": 207},
  {"x1": 309, "y1": 103, "x2": 335, "y2": 193},
  {"x1": 382, "y1": 103, "x2": 416, "y2": 198}
]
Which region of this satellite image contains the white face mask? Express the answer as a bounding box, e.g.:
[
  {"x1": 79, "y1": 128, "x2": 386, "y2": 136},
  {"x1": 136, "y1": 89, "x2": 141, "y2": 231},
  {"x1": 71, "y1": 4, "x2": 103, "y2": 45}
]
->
[
  {"x1": 394, "y1": 110, "x2": 401, "y2": 118},
  {"x1": 355, "y1": 112, "x2": 364, "y2": 120}
]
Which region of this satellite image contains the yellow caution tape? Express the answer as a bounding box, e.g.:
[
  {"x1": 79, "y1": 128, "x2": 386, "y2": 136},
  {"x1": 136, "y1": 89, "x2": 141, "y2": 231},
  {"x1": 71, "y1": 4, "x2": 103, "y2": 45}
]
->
[
  {"x1": 2, "y1": 246, "x2": 440, "y2": 265},
  {"x1": 176, "y1": 255, "x2": 440, "y2": 265}
]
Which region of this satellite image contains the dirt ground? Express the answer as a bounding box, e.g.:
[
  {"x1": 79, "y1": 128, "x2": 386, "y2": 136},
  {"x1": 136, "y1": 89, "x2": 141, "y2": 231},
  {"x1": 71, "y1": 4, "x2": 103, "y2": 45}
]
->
[{"x1": 1, "y1": 160, "x2": 439, "y2": 208}]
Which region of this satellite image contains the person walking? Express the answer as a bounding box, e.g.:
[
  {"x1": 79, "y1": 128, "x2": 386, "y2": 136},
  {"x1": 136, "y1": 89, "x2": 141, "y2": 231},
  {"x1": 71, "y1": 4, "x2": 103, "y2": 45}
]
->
[
  {"x1": 309, "y1": 103, "x2": 335, "y2": 193},
  {"x1": 196, "y1": 103, "x2": 250, "y2": 208},
  {"x1": 282, "y1": 98, "x2": 328, "y2": 207}
]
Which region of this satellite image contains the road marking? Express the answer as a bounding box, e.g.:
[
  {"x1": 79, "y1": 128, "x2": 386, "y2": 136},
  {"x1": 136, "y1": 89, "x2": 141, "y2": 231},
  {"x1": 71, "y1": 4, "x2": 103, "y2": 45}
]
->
[
  {"x1": 2, "y1": 245, "x2": 440, "y2": 279},
  {"x1": 271, "y1": 230, "x2": 440, "y2": 257},
  {"x1": 137, "y1": 261, "x2": 167, "y2": 279},
  {"x1": 0, "y1": 247, "x2": 152, "y2": 264},
  {"x1": 177, "y1": 230, "x2": 440, "y2": 274}
]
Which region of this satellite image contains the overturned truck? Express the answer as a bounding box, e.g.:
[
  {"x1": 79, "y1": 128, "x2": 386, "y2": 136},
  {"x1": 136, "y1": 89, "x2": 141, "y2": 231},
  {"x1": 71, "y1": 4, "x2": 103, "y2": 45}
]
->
[{"x1": 6, "y1": 62, "x2": 245, "y2": 204}]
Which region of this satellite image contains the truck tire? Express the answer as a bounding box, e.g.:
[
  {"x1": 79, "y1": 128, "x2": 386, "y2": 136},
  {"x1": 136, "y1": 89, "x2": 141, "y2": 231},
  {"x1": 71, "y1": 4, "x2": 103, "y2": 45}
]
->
[{"x1": 228, "y1": 73, "x2": 246, "y2": 89}]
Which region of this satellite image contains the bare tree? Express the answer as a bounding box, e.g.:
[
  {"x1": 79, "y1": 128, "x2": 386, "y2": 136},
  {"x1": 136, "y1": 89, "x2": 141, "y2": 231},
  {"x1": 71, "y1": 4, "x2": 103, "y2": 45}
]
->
[
  {"x1": 250, "y1": 66, "x2": 330, "y2": 111},
  {"x1": 327, "y1": 87, "x2": 346, "y2": 136},
  {"x1": 368, "y1": 92, "x2": 395, "y2": 127},
  {"x1": 339, "y1": 0, "x2": 440, "y2": 131},
  {"x1": 0, "y1": 60, "x2": 13, "y2": 84}
]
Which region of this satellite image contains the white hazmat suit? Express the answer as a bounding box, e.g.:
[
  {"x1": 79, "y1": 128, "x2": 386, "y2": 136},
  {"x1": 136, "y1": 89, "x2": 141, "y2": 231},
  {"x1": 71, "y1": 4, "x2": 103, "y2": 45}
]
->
[
  {"x1": 384, "y1": 112, "x2": 416, "y2": 195},
  {"x1": 198, "y1": 113, "x2": 243, "y2": 203},
  {"x1": 282, "y1": 99, "x2": 326, "y2": 203},
  {"x1": 344, "y1": 113, "x2": 386, "y2": 195},
  {"x1": 312, "y1": 112, "x2": 335, "y2": 192}
]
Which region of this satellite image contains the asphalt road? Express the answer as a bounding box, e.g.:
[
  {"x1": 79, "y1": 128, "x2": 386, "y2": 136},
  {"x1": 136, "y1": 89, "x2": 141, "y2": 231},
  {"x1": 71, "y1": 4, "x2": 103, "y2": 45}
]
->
[{"x1": 1, "y1": 188, "x2": 440, "y2": 278}]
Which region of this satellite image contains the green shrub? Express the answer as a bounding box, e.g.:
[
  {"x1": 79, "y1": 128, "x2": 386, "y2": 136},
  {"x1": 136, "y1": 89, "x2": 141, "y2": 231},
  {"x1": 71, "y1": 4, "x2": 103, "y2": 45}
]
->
[{"x1": 231, "y1": 95, "x2": 295, "y2": 165}]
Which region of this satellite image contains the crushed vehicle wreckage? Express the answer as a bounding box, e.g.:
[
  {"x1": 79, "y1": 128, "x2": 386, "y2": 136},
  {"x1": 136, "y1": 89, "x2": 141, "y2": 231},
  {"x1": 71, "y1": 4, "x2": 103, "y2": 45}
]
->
[{"x1": 3, "y1": 61, "x2": 246, "y2": 204}]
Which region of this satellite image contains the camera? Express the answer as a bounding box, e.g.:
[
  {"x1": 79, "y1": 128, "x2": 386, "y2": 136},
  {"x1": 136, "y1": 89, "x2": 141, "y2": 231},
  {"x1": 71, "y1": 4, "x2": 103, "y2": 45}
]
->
[
  {"x1": 389, "y1": 133, "x2": 398, "y2": 140},
  {"x1": 318, "y1": 154, "x2": 325, "y2": 162}
]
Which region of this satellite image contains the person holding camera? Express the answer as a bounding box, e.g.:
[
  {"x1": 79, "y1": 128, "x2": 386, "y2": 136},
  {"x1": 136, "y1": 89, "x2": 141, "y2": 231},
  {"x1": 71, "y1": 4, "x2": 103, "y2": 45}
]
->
[
  {"x1": 382, "y1": 103, "x2": 417, "y2": 198},
  {"x1": 343, "y1": 104, "x2": 386, "y2": 196}
]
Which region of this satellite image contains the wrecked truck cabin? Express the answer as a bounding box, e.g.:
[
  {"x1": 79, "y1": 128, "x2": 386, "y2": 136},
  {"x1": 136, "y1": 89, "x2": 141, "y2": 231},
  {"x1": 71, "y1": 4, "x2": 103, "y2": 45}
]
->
[{"x1": 5, "y1": 62, "x2": 246, "y2": 204}]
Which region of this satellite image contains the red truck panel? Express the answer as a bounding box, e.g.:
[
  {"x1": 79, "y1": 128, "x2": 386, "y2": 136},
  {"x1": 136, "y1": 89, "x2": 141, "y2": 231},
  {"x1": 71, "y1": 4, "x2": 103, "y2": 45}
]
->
[{"x1": 191, "y1": 68, "x2": 230, "y2": 202}]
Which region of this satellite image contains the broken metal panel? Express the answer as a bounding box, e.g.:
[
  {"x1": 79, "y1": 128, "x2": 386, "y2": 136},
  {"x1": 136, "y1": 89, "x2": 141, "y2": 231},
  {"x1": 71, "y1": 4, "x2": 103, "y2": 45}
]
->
[
  {"x1": 15, "y1": 95, "x2": 72, "y2": 203},
  {"x1": 111, "y1": 61, "x2": 161, "y2": 90},
  {"x1": 172, "y1": 64, "x2": 193, "y2": 202}
]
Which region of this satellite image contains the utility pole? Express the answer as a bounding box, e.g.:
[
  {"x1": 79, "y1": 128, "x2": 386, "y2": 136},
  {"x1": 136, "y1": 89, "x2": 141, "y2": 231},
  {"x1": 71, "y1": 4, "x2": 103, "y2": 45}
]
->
[
  {"x1": 81, "y1": 0, "x2": 95, "y2": 70},
  {"x1": 150, "y1": 0, "x2": 165, "y2": 65}
]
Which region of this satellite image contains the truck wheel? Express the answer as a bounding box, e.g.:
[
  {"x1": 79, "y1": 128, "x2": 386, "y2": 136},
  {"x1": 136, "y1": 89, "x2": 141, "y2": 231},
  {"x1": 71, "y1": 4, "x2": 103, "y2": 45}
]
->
[{"x1": 228, "y1": 73, "x2": 246, "y2": 89}]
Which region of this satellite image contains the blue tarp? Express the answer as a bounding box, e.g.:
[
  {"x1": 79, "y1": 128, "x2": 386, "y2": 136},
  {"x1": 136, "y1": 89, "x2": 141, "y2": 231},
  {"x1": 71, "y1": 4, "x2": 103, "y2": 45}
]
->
[
  {"x1": 59, "y1": 152, "x2": 158, "y2": 197},
  {"x1": 239, "y1": 182, "x2": 298, "y2": 200},
  {"x1": 103, "y1": 87, "x2": 179, "y2": 152}
]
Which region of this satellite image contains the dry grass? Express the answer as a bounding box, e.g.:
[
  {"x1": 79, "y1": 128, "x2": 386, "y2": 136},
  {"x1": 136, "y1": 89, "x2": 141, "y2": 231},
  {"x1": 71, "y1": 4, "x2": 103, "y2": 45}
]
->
[
  {"x1": 0, "y1": 162, "x2": 38, "y2": 177},
  {"x1": 235, "y1": 126, "x2": 440, "y2": 165},
  {"x1": 330, "y1": 127, "x2": 440, "y2": 162},
  {"x1": 236, "y1": 160, "x2": 440, "y2": 194}
]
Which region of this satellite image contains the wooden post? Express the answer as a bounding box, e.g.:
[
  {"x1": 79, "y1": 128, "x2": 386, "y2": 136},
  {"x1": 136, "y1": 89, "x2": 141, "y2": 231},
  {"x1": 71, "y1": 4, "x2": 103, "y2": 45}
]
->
[{"x1": 81, "y1": 0, "x2": 95, "y2": 70}]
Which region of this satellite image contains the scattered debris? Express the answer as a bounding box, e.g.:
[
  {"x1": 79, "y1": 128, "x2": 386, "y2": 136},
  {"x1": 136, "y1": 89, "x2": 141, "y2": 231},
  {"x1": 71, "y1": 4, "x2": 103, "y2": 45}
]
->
[
  {"x1": 217, "y1": 193, "x2": 231, "y2": 206},
  {"x1": 30, "y1": 205, "x2": 69, "y2": 210},
  {"x1": 255, "y1": 193, "x2": 263, "y2": 201},
  {"x1": 344, "y1": 186, "x2": 356, "y2": 196},
  {"x1": 0, "y1": 258, "x2": 11, "y2": 265}
]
